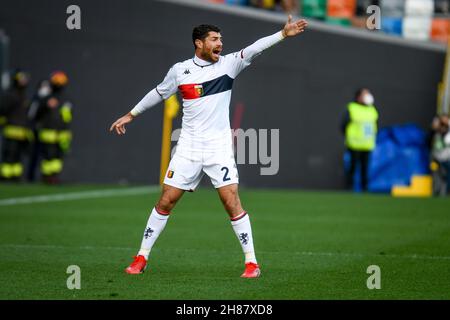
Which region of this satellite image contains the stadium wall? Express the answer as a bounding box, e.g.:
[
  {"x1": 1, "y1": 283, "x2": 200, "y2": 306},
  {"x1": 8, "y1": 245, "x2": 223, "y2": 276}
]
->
[{"x1": 0, "y1": 0, "x2": 445, "y2": 189}]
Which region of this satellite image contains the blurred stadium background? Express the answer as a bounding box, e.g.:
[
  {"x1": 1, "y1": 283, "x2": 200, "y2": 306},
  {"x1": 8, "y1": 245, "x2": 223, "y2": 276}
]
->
[
  {"x1": 0, "y1": 0, "x2": 447, "y2": 189},
  {"x1": 0, "y1": 0, "x2": 449, "y2": 300}
]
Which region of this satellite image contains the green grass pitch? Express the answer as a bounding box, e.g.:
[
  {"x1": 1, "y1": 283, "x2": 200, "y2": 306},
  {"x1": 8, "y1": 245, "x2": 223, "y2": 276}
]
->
[{"x1": 0, "y1": 183, "x2": 449, "y2": 300}]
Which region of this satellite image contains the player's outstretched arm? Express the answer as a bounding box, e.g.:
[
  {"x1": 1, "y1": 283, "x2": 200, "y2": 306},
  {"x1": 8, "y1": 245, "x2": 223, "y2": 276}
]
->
[
  {"x1": 109, "y1": 112, "x2": 135, "y2": 135},
  {"x1": 282, "y1": 15, "x2": 308, "y2": 38},
  {"x1": 109, "y1": 65, "x2": 177, "y2": 136},
  {"x1": 239, "y1": 16, "x2": 307, "y2": 65},
  {"x1": 109, "y1": 86, "x2": 166, "y2": 136}
]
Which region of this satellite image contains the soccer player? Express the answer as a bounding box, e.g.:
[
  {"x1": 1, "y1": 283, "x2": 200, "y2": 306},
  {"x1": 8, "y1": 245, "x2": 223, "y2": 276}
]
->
[{"x1": 110, "y1": 16, "x2": 308, "y2": 278}]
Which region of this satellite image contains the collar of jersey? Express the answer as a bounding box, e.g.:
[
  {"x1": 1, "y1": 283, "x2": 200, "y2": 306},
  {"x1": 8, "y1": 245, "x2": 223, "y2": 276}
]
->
[{"x1": 193, "y1": 55, "x2": 214, "y2": 68}]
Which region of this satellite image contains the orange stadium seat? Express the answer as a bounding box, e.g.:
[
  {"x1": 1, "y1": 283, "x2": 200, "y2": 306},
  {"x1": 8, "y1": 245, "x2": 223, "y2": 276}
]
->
[
  {"x1": 430, "y1": 18, "x2": 450, "y2": 43},
  {"x1": 327, "y1": 0, "x2": 357, "y2": 18}
]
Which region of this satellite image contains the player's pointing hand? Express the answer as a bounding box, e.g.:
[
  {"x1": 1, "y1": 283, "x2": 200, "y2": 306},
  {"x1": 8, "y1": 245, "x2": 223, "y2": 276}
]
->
[
  {"x1": 282, "y1": 15, "x2": 308, "y2": 38},
  {"x1": 109, "y1": 112, "x2": 134, "y2": 135}
]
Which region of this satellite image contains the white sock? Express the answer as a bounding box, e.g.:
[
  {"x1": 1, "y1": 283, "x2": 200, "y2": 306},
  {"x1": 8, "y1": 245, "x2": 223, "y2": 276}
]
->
[
  {"x1": 137, "y1": 207, "x2": 170, "y2": 260},
  {"x1": 230, "y1": 212, "x2": 257, "y2": 264}
]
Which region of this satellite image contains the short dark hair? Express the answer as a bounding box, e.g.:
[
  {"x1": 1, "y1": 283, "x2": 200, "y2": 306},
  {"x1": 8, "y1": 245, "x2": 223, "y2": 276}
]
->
[
  {"x1": 354, "y1": 87, "x2": 368, "y2": 101},
  {"x1": 192, "y1": 24, "x2": 221, "y2": 49}
]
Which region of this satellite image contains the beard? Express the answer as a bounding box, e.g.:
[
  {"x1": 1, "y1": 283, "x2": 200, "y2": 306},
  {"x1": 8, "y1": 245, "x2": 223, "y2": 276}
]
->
[{"x1": 200, "y1": 47, "x2": 221, "y2": 62}]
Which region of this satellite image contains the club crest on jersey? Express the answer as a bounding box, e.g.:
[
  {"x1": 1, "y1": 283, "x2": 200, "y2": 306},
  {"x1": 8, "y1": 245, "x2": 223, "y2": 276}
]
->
[
  {"x1": 167, "y1": 170, "x2": 174, "y2": 178},
  {"x1": 194, "y1": 84, "x2": 204, "y2": 97}
]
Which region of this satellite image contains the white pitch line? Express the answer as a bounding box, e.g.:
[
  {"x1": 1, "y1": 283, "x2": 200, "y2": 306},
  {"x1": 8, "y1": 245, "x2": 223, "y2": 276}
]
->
[
  {"x1": 0, "y1": 186, "x2": 160, "y2": 206},
  {"x1": 0, "y1": 244, "x2": 134, "y2": 251},
  {"x1": 1, "y1": 244, "x2": 449, "y2": 261},
  {"x1": 290, "y1": 251, "x2": 450, "y2": 261}
]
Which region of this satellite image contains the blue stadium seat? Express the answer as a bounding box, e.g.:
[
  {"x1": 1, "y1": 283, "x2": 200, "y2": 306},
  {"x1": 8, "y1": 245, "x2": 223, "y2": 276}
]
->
[{"x1": 381, "y1": 16, "x2": 403, "y2": 36}]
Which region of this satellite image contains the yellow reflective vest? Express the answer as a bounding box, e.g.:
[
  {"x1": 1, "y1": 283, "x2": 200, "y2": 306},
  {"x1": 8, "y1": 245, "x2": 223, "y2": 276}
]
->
[{"x1": 345, "y1": 102, "x2": 378, "y2": 151}]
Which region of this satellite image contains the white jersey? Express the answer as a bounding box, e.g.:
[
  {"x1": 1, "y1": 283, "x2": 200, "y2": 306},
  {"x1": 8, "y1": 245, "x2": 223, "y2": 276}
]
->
[
  {"x1": 131, "y1": 31, "x2": 285, "y2": 152},
  {"x1": 156, "y1": 54, "x2": 249, "y2": 151}
]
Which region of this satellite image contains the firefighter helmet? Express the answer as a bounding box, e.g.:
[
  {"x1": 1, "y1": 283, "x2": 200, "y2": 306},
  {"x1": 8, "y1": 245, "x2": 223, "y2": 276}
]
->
[{"x1": 50, "y1": 71, "x2": 69, "y2": 87}]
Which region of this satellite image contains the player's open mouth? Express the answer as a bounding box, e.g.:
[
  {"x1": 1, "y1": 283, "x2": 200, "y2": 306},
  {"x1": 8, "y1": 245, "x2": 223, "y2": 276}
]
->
[{"x1": 212, "y1": 49, "x2": 221, "y2": 56}]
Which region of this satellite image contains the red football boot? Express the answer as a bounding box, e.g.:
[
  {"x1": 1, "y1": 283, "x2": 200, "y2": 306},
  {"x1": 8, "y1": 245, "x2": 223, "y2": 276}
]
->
[
  {"x1": 241, "y1": 262, "x2": 261, "y2": 278},
  {"x1": 125, "y1": 255, "x2": 147, "y2": 274}
]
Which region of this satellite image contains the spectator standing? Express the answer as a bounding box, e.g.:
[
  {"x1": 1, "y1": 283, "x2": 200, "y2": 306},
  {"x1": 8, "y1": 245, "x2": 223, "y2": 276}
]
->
[
  {"x1": 0, "y1": 69, "x2": 32, "y2": 181},
  {"x1": 430, "y1": 114, "x2": 450, "y2": 196},
  {"x1": 26, "y1": 79, "x2": 53, "y2": 182},
  {"x1": 32, "y1": 71, "x2": 72, "y2": 184},
  {"x1": 341, "y1": 88, "x2": 379, "y2": 191}
]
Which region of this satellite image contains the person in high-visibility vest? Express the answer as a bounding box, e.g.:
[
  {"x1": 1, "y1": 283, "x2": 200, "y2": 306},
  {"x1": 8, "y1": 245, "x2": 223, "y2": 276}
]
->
[
  {"x1": 341, "y1": 88, "x2": 379, "y2": 191},
  {"x1": 26, "y1": 79, "x2": 53, "y2": 182},
  {"x1": 430, "y1": 114, "x2": 450, "y2": 196},
  {"x1": 32, "y1": 71, "x2": 72, "y2": 184},
  {"x1": 0, "y1": 69, "x2": 32, "y2": 181}
]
